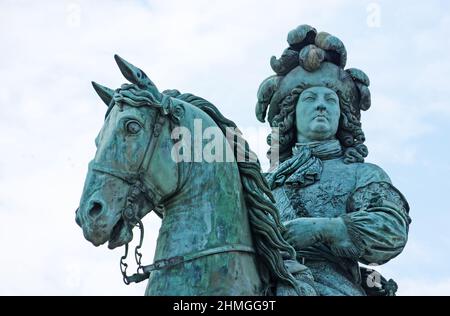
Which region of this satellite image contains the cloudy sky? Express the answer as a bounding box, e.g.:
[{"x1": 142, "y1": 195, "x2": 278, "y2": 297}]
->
[{"x1": 1, "y1": 0, "x2": 449, "y2": 295}]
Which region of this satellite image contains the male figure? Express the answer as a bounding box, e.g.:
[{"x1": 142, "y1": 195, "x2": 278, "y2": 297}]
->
[{"x1": 256, "y1": 25, "x2": 411, "y2": 295}]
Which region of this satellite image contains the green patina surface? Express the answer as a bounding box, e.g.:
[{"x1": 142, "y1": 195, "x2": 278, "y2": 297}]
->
[{"x1": 76, "y1": 24, "x2": 411, "y2": 296}]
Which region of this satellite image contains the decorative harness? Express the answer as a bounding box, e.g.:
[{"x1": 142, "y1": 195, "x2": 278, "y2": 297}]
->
[{"x1": 90, "y1": 96, "x2": 255, "y2": 285}]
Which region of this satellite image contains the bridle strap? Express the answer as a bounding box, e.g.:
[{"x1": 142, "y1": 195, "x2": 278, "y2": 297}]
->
[
  {"x1": 89, "y1": 163, "x2": 139, "y2": 184},
  {"x1": 140, "y1": 115, "x2": 165, "y2": 174}
]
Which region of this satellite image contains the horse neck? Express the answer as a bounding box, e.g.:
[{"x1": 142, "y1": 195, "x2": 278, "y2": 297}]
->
[{"x1": 153, "y1": 158, "x2": 254, "y2": 260}]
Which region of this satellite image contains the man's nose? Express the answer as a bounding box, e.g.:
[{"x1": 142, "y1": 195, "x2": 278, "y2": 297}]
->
[{"x1": 315, "y1": 103, "x2": 327, "y2": 112}]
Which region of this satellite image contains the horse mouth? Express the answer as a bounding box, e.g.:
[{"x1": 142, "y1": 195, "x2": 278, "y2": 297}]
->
[{"x1": 108, "y1": 217, "x2": 132, "y2": 249}]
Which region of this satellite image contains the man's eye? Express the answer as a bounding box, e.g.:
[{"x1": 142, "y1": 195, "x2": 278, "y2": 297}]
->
[
  {"x1": 303, "y1": 96, "x2": 315, "y2": 102},
  {"x1": 125, "y1": 120, "x2": 142, "y2": 134},
  {"x1": 326, "y1": 98, "x2": 337, "y2": 103}
]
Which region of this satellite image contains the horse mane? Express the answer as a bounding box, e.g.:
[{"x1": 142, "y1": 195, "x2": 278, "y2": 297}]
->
[{"x1": 171, "y1": 91, "x2": 299, "y2": 294}]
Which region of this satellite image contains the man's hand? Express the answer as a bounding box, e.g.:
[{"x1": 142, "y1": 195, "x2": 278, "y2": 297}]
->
[{"x1": 283, "y1": 217, "x2": 350, "y2": 251}]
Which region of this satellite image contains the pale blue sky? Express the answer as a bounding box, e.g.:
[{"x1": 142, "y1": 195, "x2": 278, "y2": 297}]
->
[{"x1": 0, "y1": 0, "x2": 449, "y2": 295}]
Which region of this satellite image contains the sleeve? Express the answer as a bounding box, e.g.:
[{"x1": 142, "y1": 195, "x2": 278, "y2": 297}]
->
[{"x1": 333, "y1": 163, "x2": 411, "y2": 265}]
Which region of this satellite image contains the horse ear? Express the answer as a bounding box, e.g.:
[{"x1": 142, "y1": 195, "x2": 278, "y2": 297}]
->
[
  {"x1": 114, "y1": 54, "x2": 158, "y2": 90},
  {"x1": 92, "y1": 81, "x2": 114, "y2": 106}
]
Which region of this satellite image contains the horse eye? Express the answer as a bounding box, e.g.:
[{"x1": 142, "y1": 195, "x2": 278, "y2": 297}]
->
[{"x1": 125, "y1": 120, "x2": 142, "y2": 134}]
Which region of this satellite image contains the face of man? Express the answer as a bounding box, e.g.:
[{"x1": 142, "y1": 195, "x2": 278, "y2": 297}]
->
[{"x1": 295, "y1": 86, "x2": 340, "y2": 143}]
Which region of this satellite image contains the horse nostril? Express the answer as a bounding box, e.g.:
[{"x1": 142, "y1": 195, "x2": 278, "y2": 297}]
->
[{"x1": 88, "y1": 202, "x2": 103, "y2": 219}]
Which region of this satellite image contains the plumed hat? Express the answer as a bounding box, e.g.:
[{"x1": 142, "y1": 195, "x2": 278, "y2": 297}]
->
[{"x1": 255, "y1": 25, "x2": 371, "y2": 126}]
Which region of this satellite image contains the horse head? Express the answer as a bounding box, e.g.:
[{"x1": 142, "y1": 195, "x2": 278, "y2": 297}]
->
[{"x1": 76, "y1": 55, "x2": 184, "y2": 249}]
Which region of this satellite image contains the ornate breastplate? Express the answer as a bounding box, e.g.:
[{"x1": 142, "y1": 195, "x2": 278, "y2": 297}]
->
[{"x1": 273, "y1": 158, "x2": 357, "y2": 221}]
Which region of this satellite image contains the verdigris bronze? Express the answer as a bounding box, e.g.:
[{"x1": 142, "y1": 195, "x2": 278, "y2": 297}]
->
[
  {"x1": 76, "y1": 24, "x2": 411, "y2": 296},
  {"x1": 75, "y1": 55, "x2": 314, "y2": 295},
  {"x1": 256, "y1": 25, "x2": 411, "y2": 296}
]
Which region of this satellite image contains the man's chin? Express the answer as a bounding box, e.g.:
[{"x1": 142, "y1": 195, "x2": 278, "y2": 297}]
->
[{"x1": 309, "y1": 127, "x2": 333, "y2": 140}]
